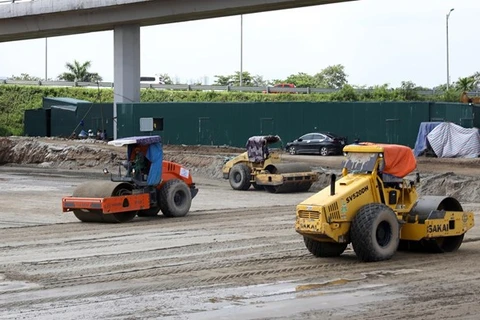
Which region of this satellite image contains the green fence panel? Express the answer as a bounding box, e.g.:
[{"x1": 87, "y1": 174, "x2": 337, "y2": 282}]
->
[
  {"x1": 430, "y1": 102, "x2": 474, "y2": 127},
  {"x1": 113, "y1": 101, "x2": 463, "y2": 148},
  {"x1": 50, "y1": 107, "x2": 77, "y2": 137},
  {"x1": 76, "y1": 103, "x2": 113, "y2": 138},
  {"x1": 24, "y1": 109, "x2": 48, "y2": 137}
]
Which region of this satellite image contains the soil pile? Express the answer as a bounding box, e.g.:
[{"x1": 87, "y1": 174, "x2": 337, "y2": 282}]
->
[
  {"x1": 0, "y1": 137, "x2": 237, "y2": 179},
  {"x1": 1, "y1": 136, "x2": 480, "y2": 202}
]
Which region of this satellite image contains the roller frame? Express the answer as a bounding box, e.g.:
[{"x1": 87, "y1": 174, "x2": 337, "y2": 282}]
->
[
  {"x1": 400, "y1": 196, "x2": 474, "y2": 241},
  {"x1": 62, "y1": 193, "x2": 150, "y2": 214},
  {"x1": 254, "y1": 162, "x2": 318, "y2": 193},
  {"x1": 255, "y1": 171, "x2": 317, "y2": 187}
]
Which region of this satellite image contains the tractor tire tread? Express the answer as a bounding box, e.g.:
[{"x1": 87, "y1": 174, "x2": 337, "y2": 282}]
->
[
  {"x1": 229, "y1": 163, "x2": 252, "y2": 190},
  {"x1": 159, "y1": 179, "x2": 192, "y2": 218},
  {"x1": 351, "y1": 203, "x2": 399, "y2": 262},
  {"x1": 304, "y1": 237, "x2": 348, "y2": 257}
]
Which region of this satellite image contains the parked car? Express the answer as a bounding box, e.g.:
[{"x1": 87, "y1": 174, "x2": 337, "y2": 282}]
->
[{"x1": 285, "y1": 132, "x2": 347, "y2": 156}]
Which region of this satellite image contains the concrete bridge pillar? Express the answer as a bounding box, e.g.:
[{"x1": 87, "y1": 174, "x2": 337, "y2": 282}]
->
[{"x1": 113, "y1": 24, "x2": 140, "y2": 139}]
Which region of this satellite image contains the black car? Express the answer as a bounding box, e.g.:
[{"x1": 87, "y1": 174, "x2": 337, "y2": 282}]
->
[{"x1": 286, "y1": 132, "x2": 347, "y2": 156}]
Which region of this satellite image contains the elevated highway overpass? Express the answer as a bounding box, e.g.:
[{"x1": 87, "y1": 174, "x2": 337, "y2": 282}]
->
[{"x1": 0, "y1": 0, "x2": 356, "y2": 137}]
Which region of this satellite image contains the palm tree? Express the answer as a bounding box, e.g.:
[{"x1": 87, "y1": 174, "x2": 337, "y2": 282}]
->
[
  {"x1": 58, "y1": 60, "x2": 103, "y2": 82},
  {"x1": 456, "y1": 77, "x2": 476, "y2": 92}
]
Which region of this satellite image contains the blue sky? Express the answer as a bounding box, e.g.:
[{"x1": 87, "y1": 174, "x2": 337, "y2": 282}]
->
[{"x1": 0, "y1": 0, "x2": 476, "y2": 87}]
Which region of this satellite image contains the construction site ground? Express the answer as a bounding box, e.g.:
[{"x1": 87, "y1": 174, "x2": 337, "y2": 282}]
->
[{"x1": 1, "y1": 137, "x2": 480, "y2": 320}]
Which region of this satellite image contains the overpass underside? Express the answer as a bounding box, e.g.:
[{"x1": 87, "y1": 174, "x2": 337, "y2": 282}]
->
[{"x1": 0, "y1": 0, "x2": 355, "y2": 41}]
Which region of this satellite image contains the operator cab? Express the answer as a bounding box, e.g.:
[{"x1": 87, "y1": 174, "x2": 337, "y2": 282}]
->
[
  {"x1": 107, "y1": 135, "x2": 163, "y2": 187},
  {"x1": 246, "y1": 135, "x2": 281, "y2": 163},
  {"x1": 342, "y1": 143, "x2": 417, "y2": 187}
]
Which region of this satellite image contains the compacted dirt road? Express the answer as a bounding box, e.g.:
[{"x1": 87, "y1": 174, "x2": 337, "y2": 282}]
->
[{"x1": 1, "y1": 138, "x2": 480, "y2": 320}]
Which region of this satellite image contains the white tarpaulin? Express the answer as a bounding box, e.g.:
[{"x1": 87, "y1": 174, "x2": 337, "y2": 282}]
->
[{"x1": 427, "y1": 122, "x2": 480, "y2": 158}]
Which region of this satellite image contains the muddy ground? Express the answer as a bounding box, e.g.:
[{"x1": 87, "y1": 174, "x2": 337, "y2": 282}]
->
[{"x1": 0, "y1": 137, "x2": 480, "y2": 320}]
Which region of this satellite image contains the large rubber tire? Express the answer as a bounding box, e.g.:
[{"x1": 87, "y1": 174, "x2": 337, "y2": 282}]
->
[
  {"x1": 72, "y1": 181, "x2": 137, "y2": 223},
  {"x1": 351, "y1": 203, "x2": 400, "y2": 262},
  {"x1": 228, "y1": 163, "x2": 251, "y2": 190},
  {"x1": 304, "y1": 236, "x2": 348, "y2": 257},
  {"x1": 159, "y1": 179, "x2": 192, "y2": 218},
  {"x1": 289, "y1": 147, "x2": 297, "y2": 155}
]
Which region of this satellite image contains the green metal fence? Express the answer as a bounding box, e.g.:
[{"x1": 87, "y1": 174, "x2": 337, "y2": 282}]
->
[
  {"x1": 27, "y1": 100, "x2": 474, "y2": 147},
  {"x1": 24, "y1": 109, "x2": 49, "y2": 137},
  {"x1": 116, "y1": 101, "x2": 435, "y2": 148}
]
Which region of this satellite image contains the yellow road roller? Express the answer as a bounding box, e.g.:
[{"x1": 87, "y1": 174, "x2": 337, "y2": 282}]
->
[
  {"x1": 222, "y1": 135, "x2": 319, "y2": 193},
  {"x1": 295, "y1": 142, "x2": 475, "y2": 262}
]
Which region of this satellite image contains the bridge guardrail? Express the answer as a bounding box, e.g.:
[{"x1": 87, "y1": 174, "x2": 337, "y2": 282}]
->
[
  {"x1": 0, "y1": 0, "x2": 34, "y2": 4},
  {"x1": 1, "y1": 79, "x2": 479, "y2": 97}
]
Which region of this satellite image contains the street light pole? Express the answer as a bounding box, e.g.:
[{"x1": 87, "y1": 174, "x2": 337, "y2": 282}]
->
[
  {"x1": 240, "y1": 14, "x2": 243, "y2": 87},
  {"x1": 446, "y1": 8, "x2": 454, "y2": 90},
  {"x1": 44, "y1": 37, "x2": 48, "y2": 81}
]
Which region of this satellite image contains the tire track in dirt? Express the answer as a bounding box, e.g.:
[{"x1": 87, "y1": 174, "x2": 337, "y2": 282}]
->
[
  {"x1": 2, "y1": 245, "x2": 477, "y2": 312},
  {"x1": 6, "y1": 237, "x2": 303, "y2": 282},
  {"x1": 0, "y1": 206, "x2": 295, "y2": 242}
]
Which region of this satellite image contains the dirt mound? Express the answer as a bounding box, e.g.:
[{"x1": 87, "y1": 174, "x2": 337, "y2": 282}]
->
[
  {"x1": 417, "y1": 172, "x2": 480, "y2": 203},
  {"x1": 164, "y1": 153, "x2": 229, "y2": 179},
  {"x1": 0, "y1": 136, "x2": 234, "y2": 179},
  {"x1": 2, "y1": 136, "x2": 480, "y2": 202},
  {"x1": 0, "y1": 137, "x2": 121, "y2": 169}
]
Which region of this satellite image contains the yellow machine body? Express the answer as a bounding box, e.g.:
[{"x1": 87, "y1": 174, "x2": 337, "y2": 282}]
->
[
  {"x1": 295, "y1": 143, "x2": 474, "y2": 261},
  {"x1": 222, "y1": 136, "x2": 318, "y2": 193}
]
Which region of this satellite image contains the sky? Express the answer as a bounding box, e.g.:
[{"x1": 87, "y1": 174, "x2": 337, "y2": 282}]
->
[{"x1": 0, "y1": 0, "x2": 477, "y2": 88}]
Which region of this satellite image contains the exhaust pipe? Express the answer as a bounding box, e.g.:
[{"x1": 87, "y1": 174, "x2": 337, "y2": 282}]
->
[{"x1": 330, "y1": 174, "x2": 336, "y2": 195}]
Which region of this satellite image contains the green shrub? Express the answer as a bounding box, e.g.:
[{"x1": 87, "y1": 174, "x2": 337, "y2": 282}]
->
[{"x1": 0, "y1": 85, "x2": 460, "y2": 136}]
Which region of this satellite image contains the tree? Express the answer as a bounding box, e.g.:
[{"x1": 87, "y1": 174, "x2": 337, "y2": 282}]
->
[
  {"x1": 252, "y1": 75, "x2": 268, "y2": 87},
  {"x1": 8, "y1": 73, "x2": 41, "y2": 81},
  {"x1": 284, "y1": 72, "x2": 318, "y2": 88},
  {"x1": 157, "y1": 73, "x2": 173, "y2": 85},
  {"x1": 231, "y1": 71, "x2": 254, "y2": 86},
  {"x1": 456, "y1": 77, "x2": 476, "y2": 92},
  {"x1": 269, "y1": 79, "x2": 284, "y2": 86},
  {"x1": 213, "y1": 74, "x2": 233, "y2": 86},
  {"x1": 433, "y1": 84, "x2": 448, "y2": 91},
  {"x1": 213, "y1": 71, "x2": 256, "y2": 86},
  {"x1": 397, "y1": 81, "x2": 421, "y2": 101},
  {"x1": 58, "y1": 60, "x2": 103, "y2": 82},
  {"x1": 315, "y1": 64, "x2": 348, "y2": 89},
  {"x1": 331, "y1": 84, "x2": 358, "y2": 101},
  {"x1": 471, "y1": 72, "x2": 480, "y2": 89}
]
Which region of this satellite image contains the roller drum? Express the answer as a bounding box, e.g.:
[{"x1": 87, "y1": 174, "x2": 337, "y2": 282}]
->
[
  {"x1": 269, "y1": 163, "x2": 312, "y2": 174},
  {"x1": 72, "y1": 181, "x2": 138, "y2": 223},
  {"x1": 408, "y1": 196, "x2": 465, "y2": 253},
  {"x1": 264, "y1": 163, "x2": 313, "y2": 193}
]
